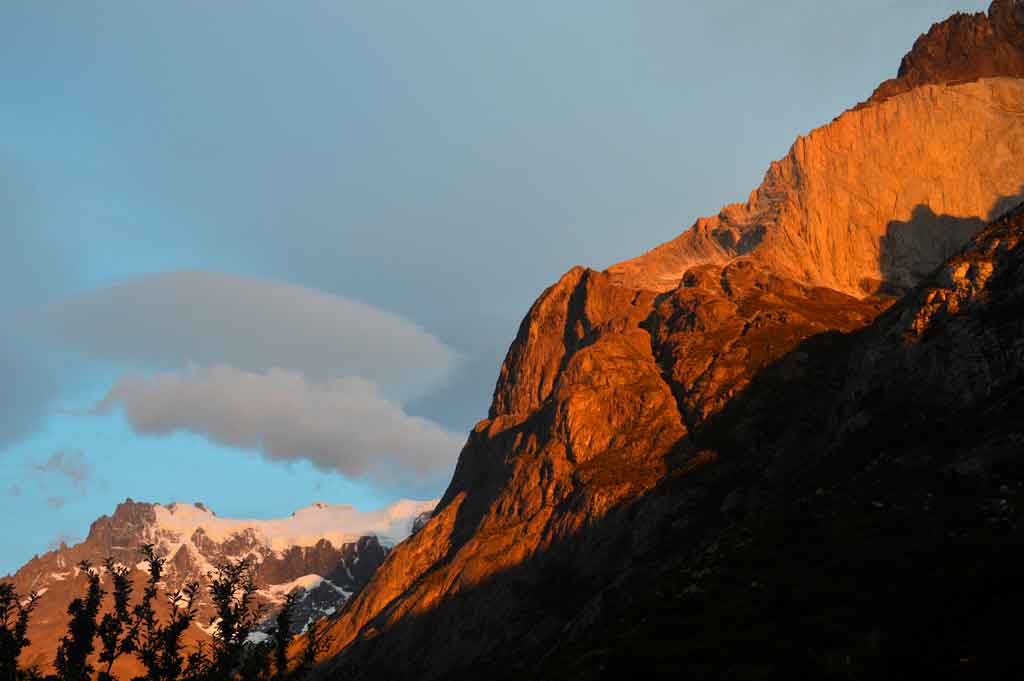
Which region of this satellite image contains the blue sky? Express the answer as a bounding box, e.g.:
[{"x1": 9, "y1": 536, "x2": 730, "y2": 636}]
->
[{"x1": 0, "y1": 0, "x2": 986, "y2": 574}]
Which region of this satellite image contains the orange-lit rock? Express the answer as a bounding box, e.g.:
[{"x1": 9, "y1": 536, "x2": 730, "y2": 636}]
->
[{"x1": 608, "y1": 78, "x2": 1024, "y2": 296}]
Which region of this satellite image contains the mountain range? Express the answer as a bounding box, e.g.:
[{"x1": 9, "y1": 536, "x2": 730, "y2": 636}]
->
[{"x1": 3, "y1": 499, "x2": 434, "y2": 677}]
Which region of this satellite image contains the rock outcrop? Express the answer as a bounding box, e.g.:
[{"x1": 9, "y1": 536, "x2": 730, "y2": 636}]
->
[{"x1": 868, "y1": 0, "x2": 1024, "y2": 104}]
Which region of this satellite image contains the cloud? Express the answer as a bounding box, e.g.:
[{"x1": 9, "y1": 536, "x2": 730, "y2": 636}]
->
[
  {"x1": 0, "y1": 154, "x2": 79, "y2": 452},
  {"x1": 33, "y1": 449, "x2": 92, "y2": 490},
  {"x1": 0, "y1": 344, "x2": 57, "y2": 451},
  {"x1": 46, "y1": 497, "x2": 67, "y2": 510},
  {"x1": 94, "y1": 366, "x2": 464, "y2": 486},
  {"x1": 5, "y1": 484, "x2": 22, "y2": 497},
  {"x1": 33, "y1": 271, "x2": 459, "y2": 401}
]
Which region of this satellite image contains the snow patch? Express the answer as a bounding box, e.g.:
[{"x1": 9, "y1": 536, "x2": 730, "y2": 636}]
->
[
  {"x1": 152, "y1": 499, "x2": 436, "y2": 550},
  {"x1": 267, "y1": 574, "x2": 326, "y2": 597}
]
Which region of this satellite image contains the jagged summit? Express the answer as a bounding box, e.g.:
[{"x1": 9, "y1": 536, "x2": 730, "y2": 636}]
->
[
  {"x1": 868, "y1": 0, "x2": 1024, "y2": 105},
  {"x1": 85, "y1": 497, "x2": 436, "y2": 551}
]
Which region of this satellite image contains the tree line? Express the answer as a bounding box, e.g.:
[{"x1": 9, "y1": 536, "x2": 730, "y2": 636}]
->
[{"x1": 0, "y1": 544, "x2": 330, "y2": 681}]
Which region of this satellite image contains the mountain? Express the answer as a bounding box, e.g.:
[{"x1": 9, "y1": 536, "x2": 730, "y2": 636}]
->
[
  {"x1": 531, "y1": 202, "x2": 1024, "y2": 680},
  {"x1": 5, "y1": 498, "x2": 434, "y2": 676},
  {"x1": 307, "y1": 2, "x2": 1024, "y2": 679}
]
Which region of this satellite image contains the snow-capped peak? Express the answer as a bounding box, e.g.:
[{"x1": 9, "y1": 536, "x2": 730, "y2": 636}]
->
[{"x1": 153, "y1": 498, "x2": 437, "y2": 550}]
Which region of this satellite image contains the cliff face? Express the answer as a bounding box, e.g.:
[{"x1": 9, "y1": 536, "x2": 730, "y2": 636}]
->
[
  {"x1": 606, "y1": 3, "x2": 1024, "y2": 297},
  {"x1": 315, "y1": 3, "x2": 1024, "y2": 679},
  {"x1": 607, "y1": 77, "x2": 1024, "y2": 296}
]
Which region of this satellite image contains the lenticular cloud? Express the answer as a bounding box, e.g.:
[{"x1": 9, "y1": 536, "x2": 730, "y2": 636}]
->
[{"x1": 35, "y1": 270, "x2": 459, "y2": 401}]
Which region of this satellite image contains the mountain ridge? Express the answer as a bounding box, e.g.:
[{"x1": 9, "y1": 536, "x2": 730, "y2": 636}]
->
[{"x1": 6, "y1": 498, "x2": 434, "y2": 676}]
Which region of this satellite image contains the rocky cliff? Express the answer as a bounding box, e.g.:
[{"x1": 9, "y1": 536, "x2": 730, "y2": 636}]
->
[
  {"x1": 607, "y1": 76, "x2": 1024, "y2": 296},
  {"x1": 306, "y1": 3, "x2": 1024, "y2": 678}
]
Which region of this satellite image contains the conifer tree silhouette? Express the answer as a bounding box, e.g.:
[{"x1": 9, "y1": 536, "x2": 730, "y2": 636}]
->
[
  {"x1": 54, "y1": 562, "x2": 103, "y2": 681},
  {"x1": 0, "y1": 581, "x2": 40, "y2": 681},
  {"x1": 5, "y1": 544, "x2": 331, "y2": 681}
]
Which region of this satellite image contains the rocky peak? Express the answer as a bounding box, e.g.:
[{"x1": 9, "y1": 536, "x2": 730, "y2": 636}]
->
[
  {"x1": 84, "y1": 498, "x2": 156, "y2": 547},
  {"x1": 489, "y1": 266, "x2": 657, "y2": 423},
  {"x1": 867, "y1": 0, "x2": 1024, "y2": 105}
]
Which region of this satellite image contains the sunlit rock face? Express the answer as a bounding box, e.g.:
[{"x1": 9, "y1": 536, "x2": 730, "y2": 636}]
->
[
  {"x1": 319, "y1": 252, "x2": 893, "y2": 679},
  {"x1": 606, "y1": 1, "x2": 1024, "y2": 298},
  {"x1": 607, "y1": 78, "x2": 1024, "y2": 296}
]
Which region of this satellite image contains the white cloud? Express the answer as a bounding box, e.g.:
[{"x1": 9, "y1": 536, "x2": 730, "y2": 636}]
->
[
  {"x1": 94, "y1": 366, "x2": 464, "y2": 486},
  {"x1": 34, "y1": 271, "x2": 459, "y2": 401}
]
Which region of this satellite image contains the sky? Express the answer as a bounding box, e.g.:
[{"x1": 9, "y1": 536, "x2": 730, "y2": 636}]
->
[{"x1": 0, "y1": 0, "x2": 988, "y2": 574}]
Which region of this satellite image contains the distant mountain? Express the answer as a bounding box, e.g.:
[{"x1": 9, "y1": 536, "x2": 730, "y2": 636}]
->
[
  {"x1": 303, "y1": 2, "x2": 1024, "y2": 679},
  {"x1": 5, "y1": 498, "x2": 434, "y2": 676}
]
